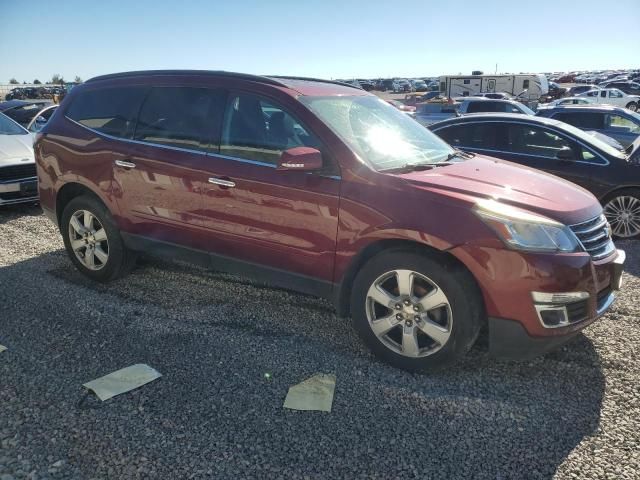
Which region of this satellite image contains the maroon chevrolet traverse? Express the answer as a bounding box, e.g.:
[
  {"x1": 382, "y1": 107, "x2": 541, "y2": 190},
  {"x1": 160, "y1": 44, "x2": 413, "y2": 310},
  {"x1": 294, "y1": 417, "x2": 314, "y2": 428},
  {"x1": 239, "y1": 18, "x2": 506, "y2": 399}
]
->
[{"x1": 34, "y1": 71, "x2": 625, "y2": 371}]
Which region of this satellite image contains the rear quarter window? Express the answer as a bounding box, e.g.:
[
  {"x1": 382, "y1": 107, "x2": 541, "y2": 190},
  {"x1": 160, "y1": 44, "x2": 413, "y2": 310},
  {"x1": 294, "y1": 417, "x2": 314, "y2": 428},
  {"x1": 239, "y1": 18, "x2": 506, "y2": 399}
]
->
[{"x1": 65, "y1": 86, "x2": 147, "y2": 138}]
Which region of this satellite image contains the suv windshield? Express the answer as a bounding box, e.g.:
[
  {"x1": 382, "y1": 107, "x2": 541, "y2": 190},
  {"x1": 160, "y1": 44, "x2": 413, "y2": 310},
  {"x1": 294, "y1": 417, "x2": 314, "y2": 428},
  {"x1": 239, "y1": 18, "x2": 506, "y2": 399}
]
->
[
  {"x1": 300, "y1": 95, "x2": 455, "y2": 170},
  {"x1": 0, "y1": 113, "x2": 28, "y2": 135}
]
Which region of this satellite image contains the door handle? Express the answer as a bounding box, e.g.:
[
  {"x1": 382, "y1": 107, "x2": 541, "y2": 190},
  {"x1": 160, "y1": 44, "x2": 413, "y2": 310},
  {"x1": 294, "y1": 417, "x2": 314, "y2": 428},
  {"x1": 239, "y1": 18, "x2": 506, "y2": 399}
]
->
[
  {"x1": 208, "y1": 177, "x2": 236, "y2": 188},
  {"x1": 115, "y1": 160, "x2": 136, "y2": 169}
]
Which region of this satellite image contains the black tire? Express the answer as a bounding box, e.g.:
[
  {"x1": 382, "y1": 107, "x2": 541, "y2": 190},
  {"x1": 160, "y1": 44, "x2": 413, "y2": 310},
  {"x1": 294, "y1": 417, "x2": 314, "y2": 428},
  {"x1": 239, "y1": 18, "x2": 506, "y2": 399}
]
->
[
  {"x1": 350, "y1": 248, "x2": 483, "y2": 372},
  {"x1": 625, "y1": 102, "x2": 637, "y2": 111},
  {"x1": 61, "y1": 195, "x2": 137, "y2": 282},
  {"x1": 602, "y1": 188, "x2": 640, "y2": 240}
]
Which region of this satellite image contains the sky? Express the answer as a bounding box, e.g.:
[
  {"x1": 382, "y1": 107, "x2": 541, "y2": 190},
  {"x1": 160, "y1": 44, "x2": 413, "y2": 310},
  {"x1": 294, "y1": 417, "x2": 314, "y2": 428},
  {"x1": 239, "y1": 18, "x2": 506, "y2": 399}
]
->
[{"x1": 1, "y1": 0, "x2": 638, "y2": 84}]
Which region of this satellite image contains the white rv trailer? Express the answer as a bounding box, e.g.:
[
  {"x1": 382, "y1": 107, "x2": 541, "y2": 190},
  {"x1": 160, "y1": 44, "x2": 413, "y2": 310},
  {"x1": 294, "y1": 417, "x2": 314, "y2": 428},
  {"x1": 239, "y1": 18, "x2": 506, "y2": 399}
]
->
[{"x1": 438, "y1": 74, "x2": 549, "y2": 103}]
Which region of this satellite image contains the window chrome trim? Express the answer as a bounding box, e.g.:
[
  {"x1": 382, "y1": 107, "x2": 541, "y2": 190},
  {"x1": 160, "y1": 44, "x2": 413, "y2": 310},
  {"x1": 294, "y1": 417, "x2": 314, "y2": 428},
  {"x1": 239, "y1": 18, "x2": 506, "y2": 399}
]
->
[
  {"x1": 432, "y1": 119, "x2": 611, "y2": 166},
  {"x1": 65, "y1": 115, "x2": 209, "y2": 156},
  {"x1": 64, "y1": 116, "x2": 341, "y2": 179}
]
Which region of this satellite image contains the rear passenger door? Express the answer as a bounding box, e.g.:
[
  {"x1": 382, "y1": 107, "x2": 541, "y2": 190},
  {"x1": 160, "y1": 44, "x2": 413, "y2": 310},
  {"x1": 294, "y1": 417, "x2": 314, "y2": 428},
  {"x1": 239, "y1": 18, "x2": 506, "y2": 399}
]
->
[
  {"x1": 198, "y1": 91, "x2": 340, "y2": 286},
  {"x1": 111, "y1": 85, "x2": 227, "y2": 251}
]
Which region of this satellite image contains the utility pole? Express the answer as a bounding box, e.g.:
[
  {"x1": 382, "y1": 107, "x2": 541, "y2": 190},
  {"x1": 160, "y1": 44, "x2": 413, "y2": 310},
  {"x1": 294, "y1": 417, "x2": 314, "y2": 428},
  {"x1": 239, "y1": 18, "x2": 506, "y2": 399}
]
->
[{"x1": 495, "y1": 63, "x2": 498, "y2": 74}]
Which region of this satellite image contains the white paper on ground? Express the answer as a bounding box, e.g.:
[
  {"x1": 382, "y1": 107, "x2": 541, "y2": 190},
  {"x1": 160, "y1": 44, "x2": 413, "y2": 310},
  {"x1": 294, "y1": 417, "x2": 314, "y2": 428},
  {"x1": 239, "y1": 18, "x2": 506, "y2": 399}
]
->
[
  {"x1": 0, "y1": 345, "x2": 6, "y2": 354},
  {"x1": 83, "y1": 364, "x2": 162, "y2": 401},
  {"x1": 283, "y1": 373, "x2": 336, "y2": 412}
]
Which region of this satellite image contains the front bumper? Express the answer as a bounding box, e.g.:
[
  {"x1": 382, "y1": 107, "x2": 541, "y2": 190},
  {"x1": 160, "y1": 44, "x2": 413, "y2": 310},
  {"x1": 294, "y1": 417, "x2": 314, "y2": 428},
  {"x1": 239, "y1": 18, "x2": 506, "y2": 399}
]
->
[
  {"x1": 0, "y1": 177, "x2": 39, "y2": 205},
  {"x1": 451, "y1": 244, "x2": 625, "y2": 359}
]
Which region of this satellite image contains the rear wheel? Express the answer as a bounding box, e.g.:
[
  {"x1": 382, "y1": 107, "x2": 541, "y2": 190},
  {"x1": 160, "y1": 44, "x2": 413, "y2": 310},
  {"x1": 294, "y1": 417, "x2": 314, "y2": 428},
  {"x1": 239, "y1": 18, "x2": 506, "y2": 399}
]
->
[
  {"x1": 603, "y1": 189, "x2": 640, "y2": 239},
  {"x1": 61, "y1": 195, "x2": 137, "y2": 281},
  {"x1": 350, "y1": 249, "x2": 483, "y2": 371},
  {"x1": 625, "y1": 102, "x2": 638, "y2": 111}
]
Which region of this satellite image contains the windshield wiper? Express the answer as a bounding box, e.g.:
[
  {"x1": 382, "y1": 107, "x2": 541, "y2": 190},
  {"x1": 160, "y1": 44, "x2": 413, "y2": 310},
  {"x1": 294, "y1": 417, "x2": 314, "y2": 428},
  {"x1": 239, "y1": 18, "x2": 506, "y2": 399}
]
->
[{"x1": 382, "y1": 161, "x2": 455, "y2": 173}]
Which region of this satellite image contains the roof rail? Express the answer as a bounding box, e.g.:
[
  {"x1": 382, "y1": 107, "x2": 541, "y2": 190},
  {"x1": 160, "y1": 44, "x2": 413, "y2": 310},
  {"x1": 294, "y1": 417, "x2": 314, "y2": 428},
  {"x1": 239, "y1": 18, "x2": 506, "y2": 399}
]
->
[
  {"x1": 86, "y1": 70, "x2": 290, "y2": 88},
  {"x1": 268, "y1": 75, "x2": 363, "y2": 90}
]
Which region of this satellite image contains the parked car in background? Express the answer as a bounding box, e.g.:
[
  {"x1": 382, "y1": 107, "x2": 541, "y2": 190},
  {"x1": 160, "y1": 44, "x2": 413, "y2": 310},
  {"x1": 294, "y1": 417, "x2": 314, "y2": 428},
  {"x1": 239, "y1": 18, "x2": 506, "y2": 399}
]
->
[
  {"x1": 414, "y1": 101, "x2": 460, "y2": 125},
  {"x1": 410, "y1": 80, "x2": 429, "y2": 92},
  {"x1": 0, "y1": 112, "x2": 38, "y2": 206},
  {"x1": 466, "y1": 92, "x2": 513, "y2": 100},
  {"x1": 455, "y1": 98, "x2": 535, "y2": 115},
  {"x1": 600, "y1": 81, "x2": 640, "y2": 95},
  {"x1": 568, "y1": 85, "x2": 599, "y2": 97},
  {"x1": 578, "y1": 88, "x2": 639, "y2": 111},
  {"x1": 26, "y1": 105, "x2": 58, "y2": 133},
  {"x1": 538, "y1": 97, "x2": 595, "y2": 108},
  {"x1": 536, "y1": 105, "x2": 640, "y2": 149},
  {"x1": 386, "y1": 99, "x2": 416, "y2": 113},
  {"x1": 357, "y1": 79, "x2": 375, "y2": 91},
  {"x1": 0, "y1": 100, "x2": 53, "y2": 127},
  {"x1": 395, "y1": 79, "x2": 413, "y2": 93},
  {"x1": 35, "y1": 70, "x2": 624, "y2": 370},
  {"x1": 429, "y1": 113, "x2": 640, "y2": 238}
]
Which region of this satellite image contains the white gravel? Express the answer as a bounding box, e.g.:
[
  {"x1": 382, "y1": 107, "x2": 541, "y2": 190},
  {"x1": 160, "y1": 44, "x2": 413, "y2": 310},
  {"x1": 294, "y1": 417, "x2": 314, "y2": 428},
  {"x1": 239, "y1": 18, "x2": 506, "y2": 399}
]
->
[{"x1": 0, "y1": 204, "x2": 638, "y2": 479}]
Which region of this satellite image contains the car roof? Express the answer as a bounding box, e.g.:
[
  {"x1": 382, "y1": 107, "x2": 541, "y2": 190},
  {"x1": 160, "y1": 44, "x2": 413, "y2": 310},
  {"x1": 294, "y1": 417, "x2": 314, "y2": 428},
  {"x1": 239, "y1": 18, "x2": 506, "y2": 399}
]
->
[
  {"x1": 428, "y1": 112, "x2": 565, "y2": 129},
  {"x1": 0, "y1": 100, "x2": 31, "y2": 110},
  {"x1": 86, "y1": 70, "x2": 369, "y2": 97},
  {"x1": 539, "y1": 105, "x2": 626, "y2": 113}
]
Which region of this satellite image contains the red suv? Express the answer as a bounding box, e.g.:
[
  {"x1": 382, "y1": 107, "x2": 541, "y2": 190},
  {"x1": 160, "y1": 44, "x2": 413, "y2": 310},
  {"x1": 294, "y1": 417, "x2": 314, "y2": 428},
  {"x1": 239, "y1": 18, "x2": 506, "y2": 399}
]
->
[{"x1": 35, "y1": 71, "x2": 625, "y2": 371}]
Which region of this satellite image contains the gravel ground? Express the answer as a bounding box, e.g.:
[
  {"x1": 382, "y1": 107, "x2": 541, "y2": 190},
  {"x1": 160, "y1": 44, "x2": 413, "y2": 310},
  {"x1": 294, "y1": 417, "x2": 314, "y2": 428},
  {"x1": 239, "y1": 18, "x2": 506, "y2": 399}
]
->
[{"x1": 0, "y1": 204, "x2": 638, "y2": 480}]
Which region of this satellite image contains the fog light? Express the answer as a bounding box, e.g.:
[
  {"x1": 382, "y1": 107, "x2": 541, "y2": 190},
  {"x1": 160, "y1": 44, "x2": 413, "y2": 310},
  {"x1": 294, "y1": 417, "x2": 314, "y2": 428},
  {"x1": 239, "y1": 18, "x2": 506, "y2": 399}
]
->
[
  {"x1": 532, "y1": 291, "x2": 590, "y2": 329},
  {"x1": 539, "y1": 309, "x2": 567, "y2": 327}
]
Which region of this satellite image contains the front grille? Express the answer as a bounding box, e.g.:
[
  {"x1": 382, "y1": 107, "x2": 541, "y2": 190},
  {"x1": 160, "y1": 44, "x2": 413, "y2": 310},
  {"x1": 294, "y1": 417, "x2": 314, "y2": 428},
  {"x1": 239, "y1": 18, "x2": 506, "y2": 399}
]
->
[
  {"x1": 570, "y1": 214, "x2": 616, "y2": 260},
  {"x1": 0, "y1": 164, "x2": 37, "y2": 182}
]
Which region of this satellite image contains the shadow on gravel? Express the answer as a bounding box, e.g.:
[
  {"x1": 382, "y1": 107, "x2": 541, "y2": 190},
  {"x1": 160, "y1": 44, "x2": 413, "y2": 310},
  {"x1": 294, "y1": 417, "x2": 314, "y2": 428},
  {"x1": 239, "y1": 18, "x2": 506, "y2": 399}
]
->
[
  {"x1": 0, "y1": 203, "x2": 43, "y2": 224},
  {"x1": 0, "y1": 250, "x2": 606, "y2": 479}
]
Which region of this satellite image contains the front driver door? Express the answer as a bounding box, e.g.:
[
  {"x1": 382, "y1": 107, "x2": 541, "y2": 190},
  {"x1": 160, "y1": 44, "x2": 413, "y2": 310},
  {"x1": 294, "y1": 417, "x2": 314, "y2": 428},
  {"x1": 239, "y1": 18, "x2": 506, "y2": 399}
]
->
[
  {"x1": 198, "y1": 91, "x2": 340, "y2": 288},
  {"x1": 498, "y1": 122, "x2": 602, "y2": 192}
]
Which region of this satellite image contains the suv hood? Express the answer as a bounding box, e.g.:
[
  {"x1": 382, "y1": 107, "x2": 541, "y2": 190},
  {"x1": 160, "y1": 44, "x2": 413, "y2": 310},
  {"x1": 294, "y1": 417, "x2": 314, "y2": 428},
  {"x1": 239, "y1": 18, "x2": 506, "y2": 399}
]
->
[
  {"x1": 0, "y1": 133, "x2": 35, "y2": 165},
  {"x1": 395, "y1": 155, "x2": 602, "y2": 226}
]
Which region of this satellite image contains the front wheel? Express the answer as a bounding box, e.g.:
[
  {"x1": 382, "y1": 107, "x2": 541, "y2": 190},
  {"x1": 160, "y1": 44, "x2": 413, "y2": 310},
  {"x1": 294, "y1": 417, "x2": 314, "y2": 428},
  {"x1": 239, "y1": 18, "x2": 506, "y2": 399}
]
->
[
  {"x1": 350, "y1": 249, "x2": 483, "y2": 371},
  {"x1": 626, "y1": 102, "x2": 638, "y2": 111},
  {"x1": 603, "y1": 189, "x2": 640, "y2": 239},
  {"x1": 61, "y1": 195, "x2": 137, "y2": 282}
]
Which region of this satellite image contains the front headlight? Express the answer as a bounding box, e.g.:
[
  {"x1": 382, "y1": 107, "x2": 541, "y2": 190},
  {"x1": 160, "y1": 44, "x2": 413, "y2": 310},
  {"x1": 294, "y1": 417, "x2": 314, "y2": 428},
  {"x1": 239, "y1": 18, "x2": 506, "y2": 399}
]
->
[{"x1": 475, "y1": 199, "x2": 580, "y2": 253}]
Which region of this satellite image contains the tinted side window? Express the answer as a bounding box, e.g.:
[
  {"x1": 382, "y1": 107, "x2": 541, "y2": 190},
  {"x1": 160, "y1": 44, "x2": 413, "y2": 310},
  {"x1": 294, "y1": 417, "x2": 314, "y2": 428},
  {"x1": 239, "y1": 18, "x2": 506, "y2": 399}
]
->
[
  {"x1": 466, "y1": 101, "x2": 493, "y2": 113},
  {"x1": 220, "y1": 93, "x2": 321, "y2": 166},
  {"x1": 134, "y1": 87, "x2": 226, "y2": 152},
  {"x1": 506, "y1": 124, "x2": 573, "y2": 159},
  {"x1": 553, "y1": 112, "x2": 605, "y2": 129},
  {"x1": 66, "y1": 86, "x2": 146, "y2": 138},
  {"x1": 436, "y1": 123, "x2": 498, "y2": 149}
]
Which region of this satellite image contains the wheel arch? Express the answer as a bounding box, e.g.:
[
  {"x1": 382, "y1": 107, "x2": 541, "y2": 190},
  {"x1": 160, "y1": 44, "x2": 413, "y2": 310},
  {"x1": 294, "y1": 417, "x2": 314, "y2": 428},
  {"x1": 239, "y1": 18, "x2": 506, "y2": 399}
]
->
[
  {"x1": 333, "y1": 238, "x2": 484, "y2": 318},
  {"x1": 55, "y1": 182, "x2": 109, "y2": 229}
]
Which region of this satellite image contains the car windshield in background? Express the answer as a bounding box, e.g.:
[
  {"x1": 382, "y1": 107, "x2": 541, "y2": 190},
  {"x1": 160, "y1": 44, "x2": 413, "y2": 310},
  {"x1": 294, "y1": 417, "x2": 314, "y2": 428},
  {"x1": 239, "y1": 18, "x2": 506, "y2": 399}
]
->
[
  {"x1": 300, "y1": 95, "x2": 455, "y2": 170},
  {"x1": 553, "y1": 120, "x2": 628, "y2": 159},
  {"x1": 0, "y1": 113, "x2": 28, "y2": 135}
]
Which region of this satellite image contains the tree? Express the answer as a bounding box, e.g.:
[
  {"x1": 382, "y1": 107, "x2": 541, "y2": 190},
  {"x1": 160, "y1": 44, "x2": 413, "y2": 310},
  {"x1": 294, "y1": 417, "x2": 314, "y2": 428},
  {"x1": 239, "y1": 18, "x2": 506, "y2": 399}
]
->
[
  {"x1": 50, "y1": 74, "x2": 64, "y2": 85},
  {"x1": 9, "y1": 78, "x2": 18, "y2": 84},
  {"x1": 74, "y1": 76, "x2": 83, "y2": 83},
  {"x1": 33, "y1": 79, "x2": 42, "y2": 84}
]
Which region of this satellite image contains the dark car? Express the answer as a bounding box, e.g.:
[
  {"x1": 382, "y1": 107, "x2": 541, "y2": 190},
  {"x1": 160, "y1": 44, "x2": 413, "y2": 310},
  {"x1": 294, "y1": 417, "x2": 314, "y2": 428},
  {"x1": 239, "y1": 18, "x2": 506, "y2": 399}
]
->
[
  {"x1": 0, "y1": 100, "x2": 54, "y2": 127},
  {"x1": 601, "y1": 81, "x2": 640, "y2": 95},
  {"x1": 536, "y1": 105, "x2": 640, "y2": 149},
  {"x1": 35, "y1": 70, "x2": 624, "y2": 370},
  {"x1": 429, "y1": 113, "x2": 640, "y2": 238},
  {"x1": 456, "y1": 98, "x2": 535, "y2": 115}
]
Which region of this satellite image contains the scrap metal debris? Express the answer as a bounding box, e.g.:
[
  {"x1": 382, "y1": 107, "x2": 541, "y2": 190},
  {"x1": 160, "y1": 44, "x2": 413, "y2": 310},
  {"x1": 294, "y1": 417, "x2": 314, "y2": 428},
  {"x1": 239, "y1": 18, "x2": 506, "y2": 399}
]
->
[
  {"x1": 283, "y1": 373, "x2": 336, "y2": 412},
  {"x1": 83, "y1": 364, "x2": 162, "y2": 401}
]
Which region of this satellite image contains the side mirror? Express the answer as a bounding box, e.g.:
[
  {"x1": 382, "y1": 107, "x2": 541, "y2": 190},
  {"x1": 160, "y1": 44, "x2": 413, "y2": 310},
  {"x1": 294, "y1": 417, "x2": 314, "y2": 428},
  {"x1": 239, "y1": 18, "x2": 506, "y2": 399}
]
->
[
  {"x1": 556, "y1": 146, "x2": 574, "y2": 161},
  {"x1": 277, "y1": 147, "x2": 322, "y2": 171}
]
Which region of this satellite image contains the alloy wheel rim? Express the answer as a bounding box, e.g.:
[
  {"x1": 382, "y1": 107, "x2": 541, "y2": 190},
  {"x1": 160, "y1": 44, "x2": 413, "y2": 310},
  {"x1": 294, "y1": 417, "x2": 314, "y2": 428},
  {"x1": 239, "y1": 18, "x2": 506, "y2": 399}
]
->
[
  {"x1": 628, "y1": 104, "x2": 637, "y2": 111},
  {"x1": 68, "y1": 209, "x2": 109, "y2": 271},
  {"x1": 365, "y1": 269, "x2": 453, "y2": 358},
  {"x1": 604, "y1": 196, "x2": 640, "y2": 238}
]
